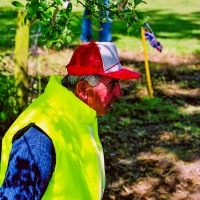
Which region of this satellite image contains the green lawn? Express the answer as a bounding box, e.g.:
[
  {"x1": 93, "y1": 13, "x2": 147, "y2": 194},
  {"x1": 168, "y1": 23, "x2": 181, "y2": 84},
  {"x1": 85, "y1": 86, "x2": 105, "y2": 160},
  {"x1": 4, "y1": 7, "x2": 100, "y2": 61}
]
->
[
  {"x1": 0, "y1": 0, "x2": 200, "y2": 55},
  {"x1": 70, "y1": 0, "x2": 200, "y2": 54}
]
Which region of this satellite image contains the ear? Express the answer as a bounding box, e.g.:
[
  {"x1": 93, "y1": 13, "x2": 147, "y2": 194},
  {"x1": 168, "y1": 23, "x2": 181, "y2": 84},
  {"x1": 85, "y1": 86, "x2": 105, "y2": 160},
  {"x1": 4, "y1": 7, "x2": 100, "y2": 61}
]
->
[{"x1": 74, "y1": 80, "x2": 88, "y2": 101}]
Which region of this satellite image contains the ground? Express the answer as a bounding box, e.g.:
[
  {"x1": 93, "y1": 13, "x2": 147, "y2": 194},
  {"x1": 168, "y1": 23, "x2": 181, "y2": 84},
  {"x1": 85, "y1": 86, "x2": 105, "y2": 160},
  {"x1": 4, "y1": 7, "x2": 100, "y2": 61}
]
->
[
  {"x1": 99, "y1": 50, "x2": 200, "y2": 200},
  {"x1": 1, "y1": 46, "x2": 200, "y2": 199}
]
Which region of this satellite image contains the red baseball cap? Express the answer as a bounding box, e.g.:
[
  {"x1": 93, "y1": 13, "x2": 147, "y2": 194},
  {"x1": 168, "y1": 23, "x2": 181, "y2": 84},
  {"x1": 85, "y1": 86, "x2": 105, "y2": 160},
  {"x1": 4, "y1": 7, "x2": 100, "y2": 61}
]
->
[{"x1": 66, "y1": 42, "x2": 141, "y2": 80}]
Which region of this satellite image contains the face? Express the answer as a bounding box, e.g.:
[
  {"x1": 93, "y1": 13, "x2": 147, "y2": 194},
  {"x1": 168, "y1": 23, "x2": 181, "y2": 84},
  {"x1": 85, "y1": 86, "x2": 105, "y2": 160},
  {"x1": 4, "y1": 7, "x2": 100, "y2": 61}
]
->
[{"x1": 85, "y1": 76, "x2": 123, "y2": 116}]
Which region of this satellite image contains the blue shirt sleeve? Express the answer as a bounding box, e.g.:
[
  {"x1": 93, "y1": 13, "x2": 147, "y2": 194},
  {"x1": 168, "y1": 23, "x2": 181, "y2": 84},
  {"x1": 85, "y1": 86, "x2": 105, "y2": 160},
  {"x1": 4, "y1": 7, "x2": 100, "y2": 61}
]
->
[{"x1": 0, "y1": 126, "x2": 56, "y2": 200}]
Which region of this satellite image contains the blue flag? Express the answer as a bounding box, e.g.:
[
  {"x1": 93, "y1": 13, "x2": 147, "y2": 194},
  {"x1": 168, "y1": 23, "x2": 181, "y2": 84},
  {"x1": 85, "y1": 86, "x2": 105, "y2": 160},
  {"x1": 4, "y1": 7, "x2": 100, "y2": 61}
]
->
[{"x1": 144, "y1": 23, "x2": 162, "y2": 52}]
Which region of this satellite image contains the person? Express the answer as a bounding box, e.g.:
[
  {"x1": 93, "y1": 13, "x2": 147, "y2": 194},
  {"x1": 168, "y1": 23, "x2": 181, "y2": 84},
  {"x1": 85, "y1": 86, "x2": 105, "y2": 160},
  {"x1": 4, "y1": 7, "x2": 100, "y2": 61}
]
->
[
  {"x1": 80, "y1": 0, "x2": 112, "y2": 43},
  {"x1": 0, "y1": 42, "x2": 141, "y2": 199}
]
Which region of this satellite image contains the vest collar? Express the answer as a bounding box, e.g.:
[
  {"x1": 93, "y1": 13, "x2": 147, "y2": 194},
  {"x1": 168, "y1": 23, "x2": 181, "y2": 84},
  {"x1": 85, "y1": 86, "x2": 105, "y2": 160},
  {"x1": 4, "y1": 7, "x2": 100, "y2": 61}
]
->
[{"x1": 44, "y1": 75, "x2": 97, "y2": 124}]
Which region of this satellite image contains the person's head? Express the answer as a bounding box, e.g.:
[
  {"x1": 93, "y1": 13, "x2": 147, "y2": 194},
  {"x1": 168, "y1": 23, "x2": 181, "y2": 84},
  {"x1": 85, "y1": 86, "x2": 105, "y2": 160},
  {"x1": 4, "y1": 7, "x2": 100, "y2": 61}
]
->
[
  {"x1": 62, "y1": 42, "x2": 141, "y2": 116},
  {"x1": 62, "y1": 74, "x2": 122, "y2": 116}
]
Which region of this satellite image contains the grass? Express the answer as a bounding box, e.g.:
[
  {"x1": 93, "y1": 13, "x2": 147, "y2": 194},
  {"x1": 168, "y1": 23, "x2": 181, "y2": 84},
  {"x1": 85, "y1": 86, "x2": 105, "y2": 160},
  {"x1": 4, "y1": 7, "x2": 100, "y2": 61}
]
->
[{"x1": 0, "y1": 0, "x2": 200, "y2": 55}]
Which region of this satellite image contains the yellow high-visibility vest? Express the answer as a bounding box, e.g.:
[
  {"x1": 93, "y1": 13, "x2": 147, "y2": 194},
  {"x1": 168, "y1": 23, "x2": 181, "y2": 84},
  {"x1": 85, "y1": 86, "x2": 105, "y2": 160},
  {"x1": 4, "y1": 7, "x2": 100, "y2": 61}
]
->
[{"x1": 0, "y1": 75, "x2": 105, "y2": 200}]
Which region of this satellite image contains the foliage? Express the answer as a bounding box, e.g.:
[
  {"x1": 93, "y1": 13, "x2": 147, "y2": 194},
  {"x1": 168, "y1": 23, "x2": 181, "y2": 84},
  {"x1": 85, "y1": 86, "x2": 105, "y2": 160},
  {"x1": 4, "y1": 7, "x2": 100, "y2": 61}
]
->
[
  {"x1": 0, "y1": 53, "x2": 49, "y2": 139},
  {"x1": 0, "y1": 55, "x2": 21, "y2": 138},
  {"x1": 99, "y1": 96, "x2": 180, "y2": 131},
  {"x1": 11, "y1": 0, "x2": 149, "y2": 48}
]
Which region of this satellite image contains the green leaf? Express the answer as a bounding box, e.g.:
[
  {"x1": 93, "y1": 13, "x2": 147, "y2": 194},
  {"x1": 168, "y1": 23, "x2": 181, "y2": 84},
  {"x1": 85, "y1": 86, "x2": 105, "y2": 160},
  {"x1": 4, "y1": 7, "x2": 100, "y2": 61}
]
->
[
  {"x1": 68, "y1": 15, "x2": 79, "y2": 26},
  {"x1": 66, "y1": 35, "x2": 72, "y2": 43},
  {"x1": 12, "y1": 1, "x2": 24, "y2": 7},
  {"x1": 46, "y1": 40, "x2": 54, "y2": 48},
  {"x1": 54, "y1": 0, "x2": 62, "y2": 6},
  {"x1": 134, "y1": 0, "x2": 142, "y2": 6},
  {"x1": 85, "y1": 14, "x2": 91, "y2": 19},
  {"x1": 24, "y1": 14, "x2": 29, "y2": 25},
  {"x1": 0, "y1": 111, "x2": 6, "y2": 121},
  {"x1": 119, "y1": 9, "x2": 132, "y2": 16},
  {"x1": 135, "y1": 11, "x2": 145, "y2": 20},
  {"x1": 141, "y1": 1, "x2": 147, "y2": 4},
  {"x1": 55, "y1": 41, "x2": 62, "y2": 49},
  {"x1": 101, "y1": 18, "x2": 108, "y2": 23},
  {"x1": 27, "y1": 7, "x2": 36, "y2": 19},
  {"x1": 40, "y1": 0, "x2": 48, "y2": 10},
  {"x1": 69, "y1": 19, "x2": 79, "y2": 26},
  {"x1": 127, "y1": 21, "x2": 141, "y2": 37},
  {"x1": 46, "y1": 6, "x2": 56, "y2": 14},
  {"x1": 141, "y1": 16, "x2": 150, "y2": 24},
  {"x1": 66, "y1": 2, "x2": 72, "y2": 13}
]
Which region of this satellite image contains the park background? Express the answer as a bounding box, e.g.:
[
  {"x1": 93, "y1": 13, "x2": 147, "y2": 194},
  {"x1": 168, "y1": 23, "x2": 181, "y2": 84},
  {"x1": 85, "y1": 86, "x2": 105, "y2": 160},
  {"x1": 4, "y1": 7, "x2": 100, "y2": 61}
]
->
[{"x1": 0, "y1": 0, "x2": 200, "y2": 199}]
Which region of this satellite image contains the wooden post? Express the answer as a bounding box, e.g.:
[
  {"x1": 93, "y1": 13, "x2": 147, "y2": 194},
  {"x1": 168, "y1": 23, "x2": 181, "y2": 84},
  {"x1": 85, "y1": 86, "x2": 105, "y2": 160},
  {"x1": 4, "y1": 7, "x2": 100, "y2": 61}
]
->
[
  {"x1": 14, "y1": 11, "x2": 29, "y2": 108},
  {"x1": 141, "y1": 28, "x2": 154, "y2": 98}
]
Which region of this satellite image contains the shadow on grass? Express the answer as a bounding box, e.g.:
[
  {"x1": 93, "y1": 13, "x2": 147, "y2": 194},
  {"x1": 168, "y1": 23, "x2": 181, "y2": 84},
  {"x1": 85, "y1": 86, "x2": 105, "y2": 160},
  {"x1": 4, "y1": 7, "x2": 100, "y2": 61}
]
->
[
  {"x1": 98, "y1": 61, "x2": 200, "y2": 199},
  {"x1": 145, "y1": 10, "x2": 200, "y2": 39},
  {"x1": 100, "y1": 94, "x2": 200, "y2": 199},
  {"x1": 0, "y1": 7, "x2": 200, "y2": 50}
]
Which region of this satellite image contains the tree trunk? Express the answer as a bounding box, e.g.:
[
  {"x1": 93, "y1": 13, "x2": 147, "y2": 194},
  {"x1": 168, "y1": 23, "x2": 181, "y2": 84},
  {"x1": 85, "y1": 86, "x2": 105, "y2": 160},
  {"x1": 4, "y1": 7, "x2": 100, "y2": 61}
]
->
[{"x1": 14, "y1": 11, "x2": 29, "y2": 109}]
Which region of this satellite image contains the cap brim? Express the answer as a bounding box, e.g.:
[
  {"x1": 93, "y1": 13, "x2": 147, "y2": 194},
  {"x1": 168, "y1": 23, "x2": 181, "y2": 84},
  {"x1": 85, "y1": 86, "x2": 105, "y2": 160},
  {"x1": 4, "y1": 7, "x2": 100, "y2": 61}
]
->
[{"x1": 98, "y1": 68, "x2": 142, "y2": 80}]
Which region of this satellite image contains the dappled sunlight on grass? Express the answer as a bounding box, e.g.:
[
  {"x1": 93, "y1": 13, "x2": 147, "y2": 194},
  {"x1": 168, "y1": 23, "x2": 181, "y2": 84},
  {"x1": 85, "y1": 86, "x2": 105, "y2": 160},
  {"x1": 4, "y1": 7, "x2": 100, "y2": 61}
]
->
[
  {"x1": 99, "y1": 59, "x2": 200, "y2": 199},
  {"x1": 156, "y1": 83, "x2": 200, "y2": 99},
  {"x1": 179, "y1": 105, "x2": 200, "y2": 115}
]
